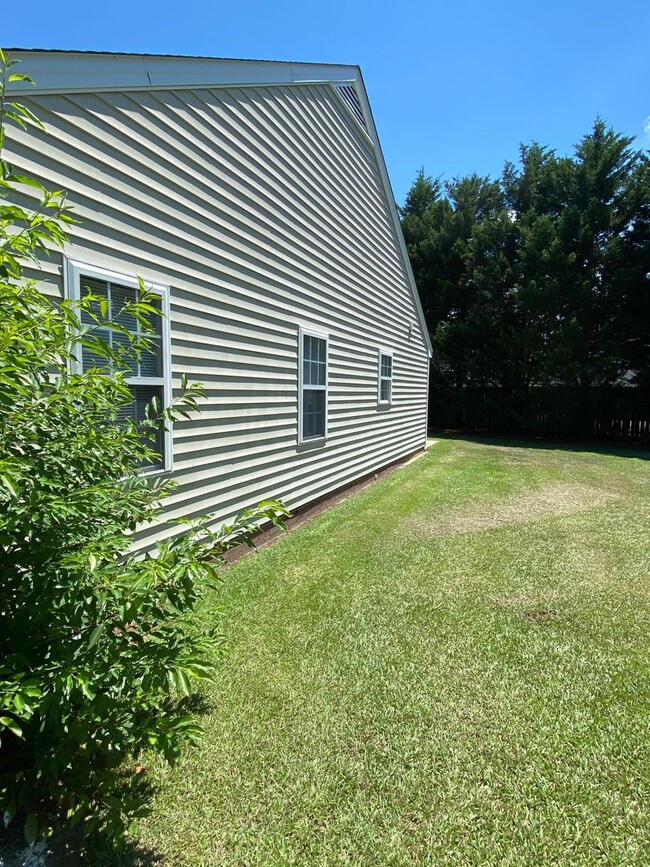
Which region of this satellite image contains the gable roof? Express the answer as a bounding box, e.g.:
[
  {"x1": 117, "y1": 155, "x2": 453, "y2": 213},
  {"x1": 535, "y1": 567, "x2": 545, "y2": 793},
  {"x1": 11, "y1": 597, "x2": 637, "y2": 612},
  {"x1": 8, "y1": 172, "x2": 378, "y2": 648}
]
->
[{"x1": 6, "y1": 50, "x2": 432, "y2": 356}]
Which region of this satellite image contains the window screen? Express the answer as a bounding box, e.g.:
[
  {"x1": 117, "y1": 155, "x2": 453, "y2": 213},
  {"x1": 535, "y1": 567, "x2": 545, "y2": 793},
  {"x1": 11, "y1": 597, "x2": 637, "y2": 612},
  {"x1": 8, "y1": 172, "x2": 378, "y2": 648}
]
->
[
  {"x1": 300, "y1": 331, "x2": 328, "y2": 441},
  {"x1": 378, "y1": 351, "x2": 393, "y2": 405}
]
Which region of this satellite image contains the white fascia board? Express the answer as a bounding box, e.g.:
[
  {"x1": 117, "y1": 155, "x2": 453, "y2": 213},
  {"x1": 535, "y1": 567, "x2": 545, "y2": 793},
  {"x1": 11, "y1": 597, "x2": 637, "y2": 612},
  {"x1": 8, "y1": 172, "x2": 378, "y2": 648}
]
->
[
  {"x1": 5, "y1": 50, "x2": 359, "y2": 95},
  {"x1": 351, "y1": 71, "x2": 433, "y2": 359}
]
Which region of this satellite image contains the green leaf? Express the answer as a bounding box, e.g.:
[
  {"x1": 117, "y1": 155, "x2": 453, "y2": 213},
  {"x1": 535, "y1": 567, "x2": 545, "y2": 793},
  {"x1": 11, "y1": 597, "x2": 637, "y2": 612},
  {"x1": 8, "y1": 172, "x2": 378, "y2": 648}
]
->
[
  {"x1": 0, "y1": 716, "x2": 23, "y2": 738},
  {"x1": 3, "y1": 800, "x2": 16, "y2": 828},
  {"x1": 88, "y1": 623, "x2": 104, "y2": 647},
  {"x1": 79, "y1": 680, "x2": 96, "y2": 701},
  {"x1": 10, "y1": 174, "x2": 46, "y2": 191},
  {"x1": 24, "y1": 813, "x2": 38, "y2": 846},
  {"x1": 21, "y1": 682, "x2": 41, "y2": 698},
  {"x1": 0, "y1": 471, "x2": 18, "y2": 497}
]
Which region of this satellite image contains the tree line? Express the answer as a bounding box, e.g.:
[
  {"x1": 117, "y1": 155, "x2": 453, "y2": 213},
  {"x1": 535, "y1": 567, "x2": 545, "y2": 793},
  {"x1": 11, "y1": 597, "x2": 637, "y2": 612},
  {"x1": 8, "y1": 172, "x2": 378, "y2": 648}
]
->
[{"x1": 400, "y1": 119, "x2": 650, "y2": 435}]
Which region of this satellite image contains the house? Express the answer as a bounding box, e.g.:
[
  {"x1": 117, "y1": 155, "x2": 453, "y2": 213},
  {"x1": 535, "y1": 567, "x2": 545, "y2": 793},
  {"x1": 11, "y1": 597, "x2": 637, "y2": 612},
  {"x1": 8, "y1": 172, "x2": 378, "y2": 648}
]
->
[{"x1": 6, "y1": 50, "x2": 432, "y2": 549}]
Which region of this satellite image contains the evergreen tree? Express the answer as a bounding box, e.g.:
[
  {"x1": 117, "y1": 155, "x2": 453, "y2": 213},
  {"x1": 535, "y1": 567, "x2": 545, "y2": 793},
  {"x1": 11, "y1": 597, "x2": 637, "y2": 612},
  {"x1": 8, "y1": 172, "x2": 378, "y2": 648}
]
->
[{"x1": 401, "y1": 118, "x2": 650, "y2": 431}]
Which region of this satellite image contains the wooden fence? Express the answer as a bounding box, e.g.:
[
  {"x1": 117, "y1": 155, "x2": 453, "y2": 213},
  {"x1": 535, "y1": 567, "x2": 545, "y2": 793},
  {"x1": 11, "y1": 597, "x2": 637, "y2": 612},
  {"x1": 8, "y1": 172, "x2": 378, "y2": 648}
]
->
[{"x1": 428, "y1": 385, "x2": 650, "y2": 445}]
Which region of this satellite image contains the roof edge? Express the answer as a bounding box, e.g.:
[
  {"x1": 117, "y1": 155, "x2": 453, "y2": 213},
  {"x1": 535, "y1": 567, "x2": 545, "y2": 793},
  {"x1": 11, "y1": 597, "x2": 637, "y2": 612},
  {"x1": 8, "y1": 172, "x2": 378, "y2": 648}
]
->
[
  {"x1": 5, "y1": 50, "x2": 360, "y2": 95},
  {"x1": 4, "y1": 48, "x2": 355, "y2": 66},
  {"x1": 352, "y1": 74, "x2": 433, "y2": 357}
]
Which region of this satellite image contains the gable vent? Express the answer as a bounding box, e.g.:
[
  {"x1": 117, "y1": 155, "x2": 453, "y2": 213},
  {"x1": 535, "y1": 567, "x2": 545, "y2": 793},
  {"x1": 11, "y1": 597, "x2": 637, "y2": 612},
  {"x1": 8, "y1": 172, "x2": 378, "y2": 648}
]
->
[{"x1": 334, "y1": 83, "x2": 369, "y2": 133}]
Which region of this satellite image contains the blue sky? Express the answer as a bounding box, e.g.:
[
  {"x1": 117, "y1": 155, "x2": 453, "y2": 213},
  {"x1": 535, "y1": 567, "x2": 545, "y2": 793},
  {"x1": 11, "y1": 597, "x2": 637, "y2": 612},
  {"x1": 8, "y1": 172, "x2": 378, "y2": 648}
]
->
[{"x1": 6, "y1": 0, "x2": 650, "y2": 204}]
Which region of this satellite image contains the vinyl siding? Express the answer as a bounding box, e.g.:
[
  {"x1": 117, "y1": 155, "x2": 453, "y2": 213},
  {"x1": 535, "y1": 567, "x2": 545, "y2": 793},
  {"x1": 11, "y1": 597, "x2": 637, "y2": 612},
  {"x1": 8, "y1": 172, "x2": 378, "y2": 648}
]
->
[{"x1": 5, "y1": 79, "x2": 429, "y2": 549}]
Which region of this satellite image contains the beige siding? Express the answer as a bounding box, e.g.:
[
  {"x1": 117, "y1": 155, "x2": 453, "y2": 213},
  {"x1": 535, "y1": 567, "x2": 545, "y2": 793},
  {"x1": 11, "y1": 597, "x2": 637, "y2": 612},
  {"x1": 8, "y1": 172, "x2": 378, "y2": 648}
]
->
[{"x1": 6, "y1": 81, "x2": 429, "y2": 548}]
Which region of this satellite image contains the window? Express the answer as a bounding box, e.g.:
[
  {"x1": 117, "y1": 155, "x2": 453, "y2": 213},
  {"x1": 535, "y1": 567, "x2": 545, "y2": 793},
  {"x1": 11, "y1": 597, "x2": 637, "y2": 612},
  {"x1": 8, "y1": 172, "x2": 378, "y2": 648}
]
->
[
  {"x1": 65, "y1": 259, "x2": 172, "y2": 472},
  {"x1": 378, "y1": 350, "x2": 393, "y2": 405},
  {"x1": 298, "y1": 328, "x2": 328, "y2": 443}
]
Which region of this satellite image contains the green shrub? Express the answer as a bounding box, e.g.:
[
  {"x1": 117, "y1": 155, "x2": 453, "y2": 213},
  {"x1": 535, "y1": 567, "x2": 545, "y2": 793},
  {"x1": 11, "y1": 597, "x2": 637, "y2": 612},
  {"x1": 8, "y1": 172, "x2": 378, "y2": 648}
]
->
[{"x1": 0, "y1": 50, "x2": 289, "y2": 847}]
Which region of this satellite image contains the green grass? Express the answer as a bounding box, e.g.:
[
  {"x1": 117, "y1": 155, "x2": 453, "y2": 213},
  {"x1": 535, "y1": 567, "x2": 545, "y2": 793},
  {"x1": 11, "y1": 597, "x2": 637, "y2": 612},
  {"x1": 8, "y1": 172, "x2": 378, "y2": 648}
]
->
[{"x1": 128, "y1": 438, "x2": 650, "y2": 865}]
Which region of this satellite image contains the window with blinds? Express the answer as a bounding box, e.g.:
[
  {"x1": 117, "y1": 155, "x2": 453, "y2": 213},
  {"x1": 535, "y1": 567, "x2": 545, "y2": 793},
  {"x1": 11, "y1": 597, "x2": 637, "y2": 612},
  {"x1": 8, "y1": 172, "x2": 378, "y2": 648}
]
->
[
  {"x1": 299, "y1": 329, "x2": 328, "y2": 443},
  {"x1": 69, "y1": 264, "x2": 171, "y2": 472}
]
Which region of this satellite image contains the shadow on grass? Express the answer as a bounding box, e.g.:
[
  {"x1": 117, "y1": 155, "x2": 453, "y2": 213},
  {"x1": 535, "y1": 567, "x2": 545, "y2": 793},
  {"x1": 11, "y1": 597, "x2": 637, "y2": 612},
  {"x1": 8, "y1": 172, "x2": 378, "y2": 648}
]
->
[
  {"x1": 48, "y1": 829, "x2": 164, "y2": 867},
  {"x1": 429, "y1": 429, "x2": 650, "y2": 461},
  {"x1": 1, "y1": 694, "x2": 215, "y2": 866},
  {"x1": 0, "y1": 778, "x2": 163, "y2": 867}
]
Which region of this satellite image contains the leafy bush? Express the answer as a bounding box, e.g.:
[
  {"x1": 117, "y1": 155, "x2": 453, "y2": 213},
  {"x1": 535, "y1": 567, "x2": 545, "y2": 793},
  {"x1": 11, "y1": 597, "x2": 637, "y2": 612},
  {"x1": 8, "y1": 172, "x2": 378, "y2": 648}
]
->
[{"x1": 0, "y1": 51, "x2": 289, "y2": 847}]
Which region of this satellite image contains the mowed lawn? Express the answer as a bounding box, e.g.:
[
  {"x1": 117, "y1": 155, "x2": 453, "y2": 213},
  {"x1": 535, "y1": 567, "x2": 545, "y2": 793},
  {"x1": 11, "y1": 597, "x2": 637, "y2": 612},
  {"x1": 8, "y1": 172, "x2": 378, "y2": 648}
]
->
[{"x1": 126, "y1": 438, "x2": 650, "y2": 866}]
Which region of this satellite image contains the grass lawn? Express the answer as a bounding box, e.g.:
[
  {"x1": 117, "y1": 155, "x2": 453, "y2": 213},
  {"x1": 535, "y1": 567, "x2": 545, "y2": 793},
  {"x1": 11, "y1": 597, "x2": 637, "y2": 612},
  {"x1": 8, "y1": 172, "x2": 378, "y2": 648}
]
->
[{"x1": 121, "y1": 437, "x2": 650, "y2": 866}]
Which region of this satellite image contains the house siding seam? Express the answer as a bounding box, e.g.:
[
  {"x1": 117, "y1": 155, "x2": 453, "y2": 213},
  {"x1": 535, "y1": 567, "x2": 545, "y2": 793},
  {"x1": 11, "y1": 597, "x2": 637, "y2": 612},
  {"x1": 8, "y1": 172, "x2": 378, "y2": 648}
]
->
[{"x1": 6, "y1": 80, "x2": 429, "y2": 550}]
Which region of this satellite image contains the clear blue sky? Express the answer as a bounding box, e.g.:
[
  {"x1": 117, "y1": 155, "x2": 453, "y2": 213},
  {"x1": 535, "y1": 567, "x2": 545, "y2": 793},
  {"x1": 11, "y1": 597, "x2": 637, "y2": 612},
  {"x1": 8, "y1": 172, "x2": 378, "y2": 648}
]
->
[{"x1": 6, "y1": 0, "x2": 650, "y2": 204}]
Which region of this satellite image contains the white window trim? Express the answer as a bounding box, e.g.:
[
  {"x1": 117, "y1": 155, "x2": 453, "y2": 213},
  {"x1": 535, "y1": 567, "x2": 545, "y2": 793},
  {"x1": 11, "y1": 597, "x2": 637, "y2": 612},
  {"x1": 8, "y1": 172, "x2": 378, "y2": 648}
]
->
[
  {"x1": 63, "y1": 257, "x2": 173, "y2": 474},
  {"x1": 378, "y1": 348, "x2": 394, "y2": 407},
  {"x1": 298, "y1": 326, "x2": 329, "y2": 444}
]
